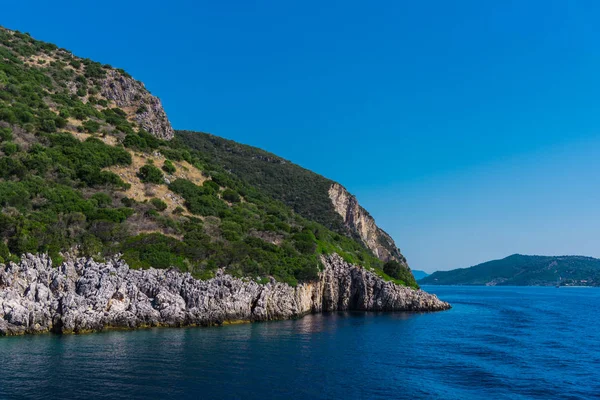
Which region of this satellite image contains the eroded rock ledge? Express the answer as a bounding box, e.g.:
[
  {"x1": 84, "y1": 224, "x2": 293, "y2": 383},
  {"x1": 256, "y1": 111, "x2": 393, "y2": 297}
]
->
[
  {"x1": 0, "y1": 253, "x2": 450, "y2": 336},
  {"x1": 328, "y1": 183, "x2": 407, "y2": 264}
]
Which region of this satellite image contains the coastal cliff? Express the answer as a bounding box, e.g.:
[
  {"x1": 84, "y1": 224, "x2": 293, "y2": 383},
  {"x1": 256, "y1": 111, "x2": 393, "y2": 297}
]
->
[{"x1": 0, "y1": 254, "x2": 449, "y2": 336}]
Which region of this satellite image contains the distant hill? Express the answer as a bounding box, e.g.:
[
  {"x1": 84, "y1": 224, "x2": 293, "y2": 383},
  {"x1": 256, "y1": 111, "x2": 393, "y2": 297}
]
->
[
  {"x1": 412, "y1": 270, "x2": 429, "y2": 280},
  {"x1": 419, "y1": 254, "x2": 600, "y2": 286}
]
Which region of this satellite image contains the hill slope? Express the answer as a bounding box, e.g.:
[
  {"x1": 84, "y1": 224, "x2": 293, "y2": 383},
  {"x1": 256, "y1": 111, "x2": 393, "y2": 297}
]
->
[
  {"x1": 0, "y1": 26, "x2": 417, "y2": 288},
  {"x1": 176, "y1": 130, "x2": 406, "y2": 264},
  {"x1": 420, "y1": 254, "x2": 600, "y2": 286}
]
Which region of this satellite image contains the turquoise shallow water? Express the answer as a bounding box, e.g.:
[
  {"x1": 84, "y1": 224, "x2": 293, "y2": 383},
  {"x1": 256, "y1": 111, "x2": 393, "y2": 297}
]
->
[{"x1": 0, "y1": 286, "x2": 599, "y2": 399}]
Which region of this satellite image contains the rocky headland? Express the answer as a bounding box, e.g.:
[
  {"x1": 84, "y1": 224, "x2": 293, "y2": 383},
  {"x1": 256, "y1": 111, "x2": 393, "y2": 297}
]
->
[{"x1": 0, "y1": 253, "x2": 450, "y2": 336}]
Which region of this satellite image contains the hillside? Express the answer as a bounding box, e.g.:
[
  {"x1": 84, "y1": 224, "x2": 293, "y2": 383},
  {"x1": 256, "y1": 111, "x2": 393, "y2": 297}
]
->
[
  {"x1": 0, "y1": 26, "x2": 417, "y2": 288},
  {"x1": 176, "y1": 130, "x2": 406, "y2": 264},
  {"x1": 419, "y1": 254, "x2": 600, "y2": 286}
]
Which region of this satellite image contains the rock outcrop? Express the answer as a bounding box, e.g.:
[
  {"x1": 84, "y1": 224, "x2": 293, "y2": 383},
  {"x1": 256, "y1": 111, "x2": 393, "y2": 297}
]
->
[
  {"x1": 0, "y1": 254, "x2": 449, "y2": 336},
  {"x1": 328, "y1": 183, "x2": 406, "y2": 264},
  {"x1": 101, "y1": 70, "x2": 174, "y2": 140}
]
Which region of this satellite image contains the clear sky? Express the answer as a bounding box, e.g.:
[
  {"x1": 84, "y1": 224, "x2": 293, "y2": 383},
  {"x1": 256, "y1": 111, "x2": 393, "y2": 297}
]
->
[{"x1": 4, "y1": 1, "x2": 600, "y2": 272}]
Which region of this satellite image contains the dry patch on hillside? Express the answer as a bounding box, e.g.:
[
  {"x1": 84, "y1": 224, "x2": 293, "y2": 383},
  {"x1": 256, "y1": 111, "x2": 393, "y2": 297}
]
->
[
  {"x1": 68, "y1": 132, "x2": 206, "y2": 214},
  {"x1": 108, "y1": 151, "x2": 207, "y2": 215},
  {"x1": 23, "y1": 53, "x2": 58, "y2": 68},
  {"x1": 71, "y1": 130, "x2": 118, "y2": 146}
]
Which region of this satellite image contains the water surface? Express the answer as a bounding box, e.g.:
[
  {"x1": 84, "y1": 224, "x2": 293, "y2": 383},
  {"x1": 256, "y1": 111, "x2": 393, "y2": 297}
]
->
[{"x1": 0, "y1": 286, "x2": 598, "y2": 399}]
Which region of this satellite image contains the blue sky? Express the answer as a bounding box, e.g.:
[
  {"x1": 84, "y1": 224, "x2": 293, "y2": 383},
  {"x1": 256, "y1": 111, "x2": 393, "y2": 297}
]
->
[{"x1": 4, "y1": 1, "x2": 600, "y2": 272}]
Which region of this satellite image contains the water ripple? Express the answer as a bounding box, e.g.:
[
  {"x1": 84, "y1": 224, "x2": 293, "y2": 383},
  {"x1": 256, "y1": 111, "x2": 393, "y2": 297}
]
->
[{"x1": 0, "y1": 286, "x2": 598, "y2": 399}]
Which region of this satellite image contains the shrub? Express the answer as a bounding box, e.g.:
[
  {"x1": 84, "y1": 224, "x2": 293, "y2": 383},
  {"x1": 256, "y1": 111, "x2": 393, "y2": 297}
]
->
[
  {"x1": 0, "y1": 241, "x2": 11, "y2": 261},
  {"x1": 81, "y1": 234, "x2": 102, "y2": 256},
  {"x1": 121, "y1": 197, "x2": 135, "y2": 207},
  {"x1": 150, "y1": 198, "x2": 167, "y2": 211},
  {"x1": 122, "y1": 130, "x2": 162, "y2": 150},
  {"x1": 58, "y1": 110, "x2": 72, "y2": 123},
  {"x1": 122, "y1": 133, "x2": 146, "y2": 149},
  {"x1": 121, "y1": 233, "x2": 186, "y2": 270},
  {"x1": 82, "y1": 120, "x2": 100, "y2": 133},
  {"x1": 91, "y1": 192, "x2": 112, "y2": 208},
  {"x1": 40, "y1": 118, "x2": 56, "y2": 133},
  {"x1": 84, "y1": 61, "x2": 106, "y2": 79},
  {"x1": 137, "y1": 164, "x2": 163, "y2": 184},
  {"x1": 173, "y1": 206, "x2": 184, "y2": 215},
  {"x1": 293, "y1": 230, "x2": 317, "y2": 254},
  {"x1": 2, "y1": 142, "x2": 19, "y2": 156},
  {"x1": 222, "y1": 189, "x2": 241, "y2": 203},
  {"x1": 383, "y1": 260, "x2": 401, "y2": 279},
  {"x1": 383, "y1": 260, "x2": 418, "y2": 287},
  {"x1": 203, "y1": 180, "x2": 220, "y2": 194},
  {"x1": 221, "y1": 220, "x2": 242, "y2": 241},
  {"x1": 162, "y1": 160, "x2": 176, "y2": 174},
  {"x1": 87, "y1": 207, "x2": 134, "y2": 223},
  {"x1": 0, "y1": 127, "x2": 13, "y2": 142}
]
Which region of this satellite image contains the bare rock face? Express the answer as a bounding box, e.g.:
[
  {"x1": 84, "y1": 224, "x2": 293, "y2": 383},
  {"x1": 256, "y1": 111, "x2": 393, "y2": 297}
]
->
[
  {"x1": 328, "y1": 183, "x2": 406, "y2": 264},
  {"x1": 0, "y1": 254, "x2": 449, "y2": 336},
  {"x1": 101, "y1": 70, "x2": 174, "y2": 140}
]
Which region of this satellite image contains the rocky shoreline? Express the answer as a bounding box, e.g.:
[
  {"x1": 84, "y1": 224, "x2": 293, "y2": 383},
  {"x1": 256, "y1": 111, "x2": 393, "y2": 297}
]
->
[{"x1": 0, "y1": 253, "x2": 450, "y2": 336}]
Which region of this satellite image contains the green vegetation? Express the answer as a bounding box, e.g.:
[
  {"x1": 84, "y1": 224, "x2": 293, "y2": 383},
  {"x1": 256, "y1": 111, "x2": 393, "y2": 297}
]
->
[
  {"x1": 175, "y1": 131, "x2": 403, "y2": 261},
  {"x1": 175, "y1": 131, "x2": 347, "y2": 233},
  {"x1": 0, "y1": 26, "x2": 418, "y2": 288},
  {"x1": 123, "y1": 130, "x2": 164, "y2": 150},
  {"x1": 420, "y1": 254, "x2": 600, "y2": 286},
  {"x1": 161, "y1": 159, "x2": 176, "y2": 174},
  {"x1": 150, "y1": 198, "x2": 167, "y2": 211},
  {"x1": 222, "y1": 188, "x2": 240, "y2": 203},
  {"x1": 137, "y1": 164, "x2": 164, "y2": 184},
  {"x1": 383, "y1": 260, "x2": 418, "y2": 288}
]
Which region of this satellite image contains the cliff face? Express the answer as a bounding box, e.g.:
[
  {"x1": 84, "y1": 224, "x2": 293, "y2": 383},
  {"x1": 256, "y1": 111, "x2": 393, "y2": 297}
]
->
[
  {"x1": 328, "y1": 183, "x2": 406, "y2": 264},
  {"x1": 0, "y1": 254, "x2": 449, "y2": 336},
  {"x1": 101, "y1": 70, "x2": 174, "y2": 140}
]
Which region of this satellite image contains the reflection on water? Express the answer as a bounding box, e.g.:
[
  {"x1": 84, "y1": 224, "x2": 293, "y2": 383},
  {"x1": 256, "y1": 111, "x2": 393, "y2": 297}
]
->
[{"x1": 0, "y1": 287, "x2": 599, "y2": 399}]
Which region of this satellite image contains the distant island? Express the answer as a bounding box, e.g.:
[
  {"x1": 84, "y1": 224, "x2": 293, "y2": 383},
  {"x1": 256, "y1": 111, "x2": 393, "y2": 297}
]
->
[{"x1": 419, "y1": 254, "x2": 600, "y2": 287}]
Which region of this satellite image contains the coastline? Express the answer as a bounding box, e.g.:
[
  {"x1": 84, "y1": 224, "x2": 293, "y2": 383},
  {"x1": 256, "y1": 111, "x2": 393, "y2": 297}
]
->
[{"x1": 0, "y1": 253, "x2": 450, "y2": 336}]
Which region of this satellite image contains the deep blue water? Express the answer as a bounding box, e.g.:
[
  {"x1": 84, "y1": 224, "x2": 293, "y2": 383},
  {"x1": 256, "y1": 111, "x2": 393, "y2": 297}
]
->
[{"x1": 0, "y1": 286, "x2": 599, "y2": 399}]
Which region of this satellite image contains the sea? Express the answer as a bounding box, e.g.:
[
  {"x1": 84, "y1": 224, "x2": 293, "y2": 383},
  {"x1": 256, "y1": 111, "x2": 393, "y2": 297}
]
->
[{"x1": 0, "y1": 286, "x2": 598, "y2": 399}]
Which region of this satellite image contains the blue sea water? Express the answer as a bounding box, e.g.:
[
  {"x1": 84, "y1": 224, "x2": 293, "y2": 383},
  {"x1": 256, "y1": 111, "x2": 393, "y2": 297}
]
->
[{"x1": 0, "y1": 286, "x2": 598, "y2": 399}]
